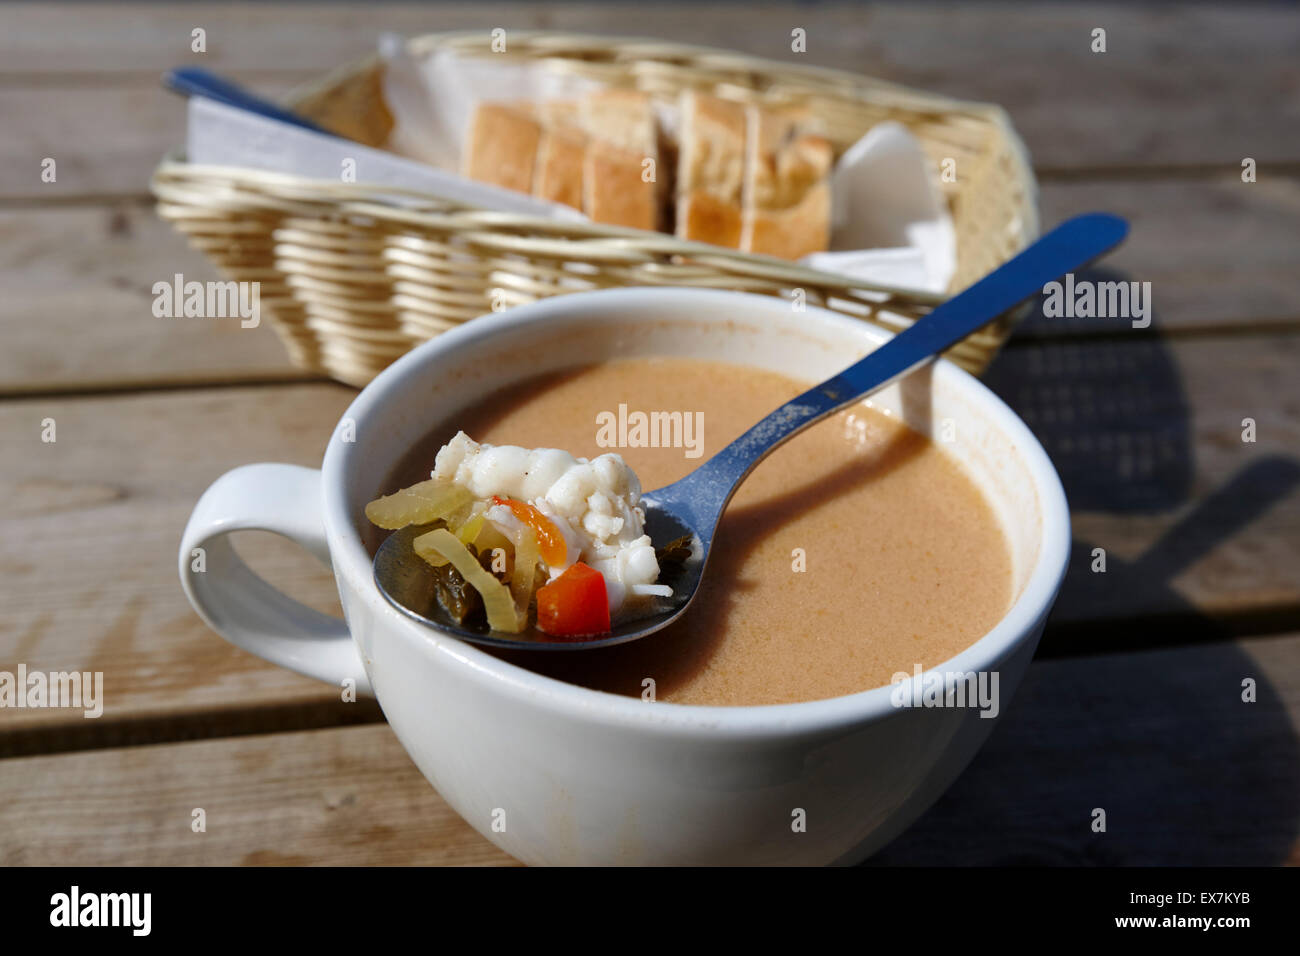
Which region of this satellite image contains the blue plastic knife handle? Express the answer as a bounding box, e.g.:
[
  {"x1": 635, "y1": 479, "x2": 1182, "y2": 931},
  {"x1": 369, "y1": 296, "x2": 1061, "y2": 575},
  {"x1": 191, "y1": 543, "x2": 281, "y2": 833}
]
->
[{"x1": 163, "y1": 66, "x2": 333, "y2": 136}]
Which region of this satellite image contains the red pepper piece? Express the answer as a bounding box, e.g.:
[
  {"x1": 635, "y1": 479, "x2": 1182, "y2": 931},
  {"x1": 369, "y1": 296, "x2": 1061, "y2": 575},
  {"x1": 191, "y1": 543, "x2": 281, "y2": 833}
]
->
[{"x1": 536, "y1": 562, "x2": 611, "y2": 637}]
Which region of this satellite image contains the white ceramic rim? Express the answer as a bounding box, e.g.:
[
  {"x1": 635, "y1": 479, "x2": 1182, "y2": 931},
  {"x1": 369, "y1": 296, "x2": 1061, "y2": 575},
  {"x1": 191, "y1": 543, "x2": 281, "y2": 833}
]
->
[{"x1": 322, "y1": 288, "x2": 1069, "y2": 736}]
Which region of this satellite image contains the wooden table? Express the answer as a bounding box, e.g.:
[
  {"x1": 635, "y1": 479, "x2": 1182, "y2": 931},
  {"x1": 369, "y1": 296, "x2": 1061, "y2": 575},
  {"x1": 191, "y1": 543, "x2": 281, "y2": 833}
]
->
[{"x1": 1, "y1": 2, "x2": 1297, "y2": 866}]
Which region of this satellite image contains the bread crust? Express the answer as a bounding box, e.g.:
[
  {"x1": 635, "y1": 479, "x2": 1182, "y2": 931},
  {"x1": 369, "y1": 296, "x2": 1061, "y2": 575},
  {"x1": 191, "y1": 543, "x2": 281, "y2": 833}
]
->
[
  {"x1": 742, "y1": 180, "x2": 831, "y2": 260},
  {"x1": 584, "y1": 146, "x2": 659, "y2": 230},
  {"x1": 461, "y1": 90, "x2": 832, "y2": 258},
  {"x1": 742, "y1": 105, "x2": 832, "y2": 258},
  {"x1": 534, "y1": 125, "x2": 587, "y2": 210},
  {"x1": 676, "y1": 91, "x2": 747, "y2": 245},
  {"x1": 462, "y1": 102, "x2": 542, "y2": 194},
  {"x1": 676, "y1": 190, "x2": 743, "y2": 248}
]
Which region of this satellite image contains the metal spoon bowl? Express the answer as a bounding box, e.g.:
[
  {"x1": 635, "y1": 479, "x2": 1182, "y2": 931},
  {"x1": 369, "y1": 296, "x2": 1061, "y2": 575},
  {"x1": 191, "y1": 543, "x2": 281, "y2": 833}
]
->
[
  {"x1": 375, "y1": 213, "x2": 1128, "y2": 649},
  {"x1": 374, "y1": 504, "x2": 697, "y2": 651}
]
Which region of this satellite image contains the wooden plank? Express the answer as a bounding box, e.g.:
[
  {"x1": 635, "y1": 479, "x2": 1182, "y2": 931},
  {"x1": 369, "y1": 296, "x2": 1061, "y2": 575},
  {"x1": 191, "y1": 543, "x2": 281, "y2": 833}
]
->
[
  {"x1": 0, "y1": 203, "x2": 309, "y2": 393},
  {"x1": 1, "y1": 332, "x2": 1297, "y2": 744},
  {"x1": 1030, "y1": 175, "x2": 1300, "y2": 336},
  {"x1": 0, "y1": 86, "x2": 186, "y2": 199},
  {"x1": 862, "y1": 3, "x2": 1300, "y2": 173},
  {"x1": 2, "y1": 635, "x2": 1294, "y2": 866},
  {"x1": 0, "y1": 3, "x2": 523, "y2": 77},
  {"x1": 1, "y1": 174, "x2": 1295, "y2": 395},
  {"x1": 0, "y1": 82, "x2": 293, "y2": 201},
  {"x1": 0, "y1": 383, "x2": 359, "y2": 746},
  {"x1": 0, "y1": 3, "x2": 1296, "y2": 197},
  {"x1": 0, "y1": 723, "x2": 516, "y2": 865},
  {"x1": 871, "y1": 633, "x2": 1300, "y2": 865}
]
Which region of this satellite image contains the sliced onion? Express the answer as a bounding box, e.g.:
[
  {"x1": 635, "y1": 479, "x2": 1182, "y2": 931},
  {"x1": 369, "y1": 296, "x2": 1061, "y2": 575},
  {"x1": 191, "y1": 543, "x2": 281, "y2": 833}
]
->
[
  {"x1": 364, "y1": 480, "x2": 472, "y2": 530},
  {"x1": 470, "y1": 520, "x2": 513, "y2": 568},
  {"x1": 412, "y1": 528, "x2": 523, "y2": 633},
  {"x1": 455, "y1": 510, "x2": 486, "y2": 546},
  {"x1": 510, "y1": 526, "x2": 540, "y2": 609}
]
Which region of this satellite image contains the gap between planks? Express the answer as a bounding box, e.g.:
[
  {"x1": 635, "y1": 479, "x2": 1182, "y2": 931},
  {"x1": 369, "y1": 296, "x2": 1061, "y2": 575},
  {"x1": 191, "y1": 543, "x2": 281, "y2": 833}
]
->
[
  {"x1": 4, "y1": 612, "x2": 1300, "y2": 761},
  {"x1": 0, "y1": 373, "x2": 331, "y2": 403},
  {"x1": 4, "y1": 322, "x2": 1300, "y2": 404}
]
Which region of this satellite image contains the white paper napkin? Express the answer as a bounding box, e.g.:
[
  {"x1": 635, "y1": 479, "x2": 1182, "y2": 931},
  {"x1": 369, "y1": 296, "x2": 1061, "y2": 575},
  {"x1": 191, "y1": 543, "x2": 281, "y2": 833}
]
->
[
  {"x1": 185, "y1": 96, "x2": 586, "y2": 220},
  {"x1": 809, "y1": 121, "x2": 956, "y2": 294}
]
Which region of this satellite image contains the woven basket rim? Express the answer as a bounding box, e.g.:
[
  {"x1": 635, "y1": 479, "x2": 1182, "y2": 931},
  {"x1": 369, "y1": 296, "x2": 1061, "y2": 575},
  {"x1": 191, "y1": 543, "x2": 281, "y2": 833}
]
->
[
  {"x1": 399, "y1": 30, "x2": 1008, "y2": 117},
  {"x1": 153, "y1": 153, "x2": 955, "y2": 304}
]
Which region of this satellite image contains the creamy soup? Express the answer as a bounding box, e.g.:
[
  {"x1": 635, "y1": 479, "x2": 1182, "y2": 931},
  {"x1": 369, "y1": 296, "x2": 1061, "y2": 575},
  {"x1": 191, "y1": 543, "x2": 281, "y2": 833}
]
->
[{"x1": 376, "y1": 356, "x2": 1012, "y2": 706}]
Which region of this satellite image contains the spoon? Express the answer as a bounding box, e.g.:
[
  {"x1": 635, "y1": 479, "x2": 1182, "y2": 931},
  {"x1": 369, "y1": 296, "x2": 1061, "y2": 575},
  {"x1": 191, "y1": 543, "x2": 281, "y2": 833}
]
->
[{"x1": 376, "y1": 212, "x2": 1129, "y2": 649}]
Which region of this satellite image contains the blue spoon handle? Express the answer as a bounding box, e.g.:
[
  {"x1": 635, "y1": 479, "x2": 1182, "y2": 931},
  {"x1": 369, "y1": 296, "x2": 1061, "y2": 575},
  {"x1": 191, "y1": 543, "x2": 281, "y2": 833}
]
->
[
  {"x1": 824, "y1": 211, "x2": 1128, "y2": 400},
  {"x1": 666, "y1": 212, "x2": 1129, "y2": 521},
  {"x1": 163, "y1": 66, "x2": 333, "y2": 136}
]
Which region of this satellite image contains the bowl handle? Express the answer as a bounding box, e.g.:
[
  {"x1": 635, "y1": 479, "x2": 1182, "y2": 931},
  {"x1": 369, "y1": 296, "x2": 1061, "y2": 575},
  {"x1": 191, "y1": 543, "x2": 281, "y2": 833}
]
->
[{"x1": 178, "y1": 463, "x2": 372, "y2": 695}]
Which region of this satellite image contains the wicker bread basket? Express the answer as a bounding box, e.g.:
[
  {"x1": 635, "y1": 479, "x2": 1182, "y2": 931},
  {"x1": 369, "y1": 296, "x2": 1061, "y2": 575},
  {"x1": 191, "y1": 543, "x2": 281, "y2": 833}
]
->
[{"x1": 152, "y1": 31, "x2": 1039, "y2": 387}]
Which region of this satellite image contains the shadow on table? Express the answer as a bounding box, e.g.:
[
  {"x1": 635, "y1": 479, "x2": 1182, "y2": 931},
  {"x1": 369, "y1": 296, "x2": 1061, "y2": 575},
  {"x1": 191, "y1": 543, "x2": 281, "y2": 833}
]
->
[
  {"x1": 867, "y1": 626, "x2": 1300, "y2": 865},
  {"x1": 985, "y1": 266, "x2": 1193, "y2": 514},
  {"x1": 980, "y1": 266, "x2": 1300, "y2": 638},
  {"x1": 869, "y1": 274, "x2": 1300, "y2": 864}
]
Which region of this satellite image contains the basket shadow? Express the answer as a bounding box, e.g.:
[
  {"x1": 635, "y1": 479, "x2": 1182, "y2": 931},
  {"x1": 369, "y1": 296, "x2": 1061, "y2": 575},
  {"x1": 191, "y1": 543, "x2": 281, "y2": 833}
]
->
[
  {"x1": 983, "y1": 265, "x2": 1193, "y2": 514},
  {"x1": 866, "y1": 273, "x2": 1300, "y2": 864}
]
